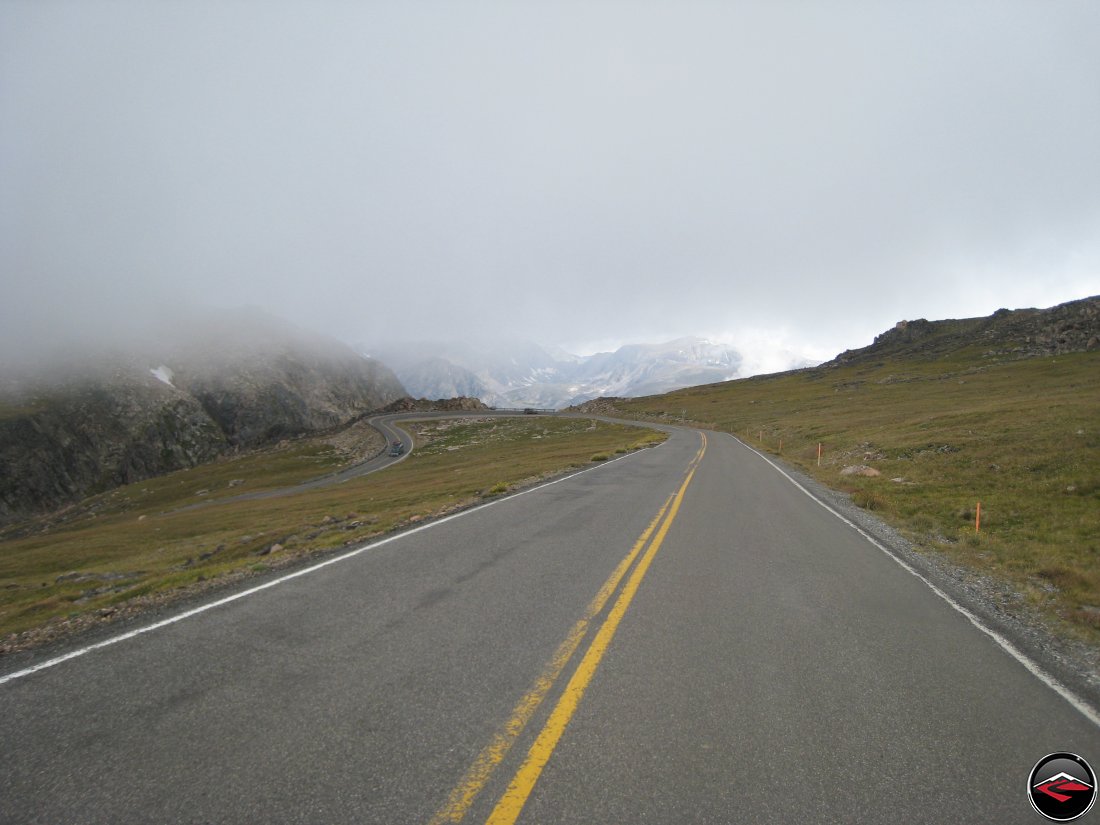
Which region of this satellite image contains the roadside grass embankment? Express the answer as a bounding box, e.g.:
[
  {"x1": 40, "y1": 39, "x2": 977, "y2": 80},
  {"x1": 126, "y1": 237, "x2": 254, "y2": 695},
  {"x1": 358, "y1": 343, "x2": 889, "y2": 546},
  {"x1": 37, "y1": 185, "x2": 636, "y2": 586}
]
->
[
  {"x1": 0, "y1": 416, "x2": 664, "y2": 650},
  {"x1": 608, "y1": 349, "x2": 1100, "y2": 644}
]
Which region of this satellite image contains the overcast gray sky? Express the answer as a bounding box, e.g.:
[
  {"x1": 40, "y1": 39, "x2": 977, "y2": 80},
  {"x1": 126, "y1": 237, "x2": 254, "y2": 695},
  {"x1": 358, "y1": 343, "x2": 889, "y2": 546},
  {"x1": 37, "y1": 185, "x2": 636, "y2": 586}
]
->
[{"x1": 3, "y1": 1, "x2": 1098, "y2": 367}]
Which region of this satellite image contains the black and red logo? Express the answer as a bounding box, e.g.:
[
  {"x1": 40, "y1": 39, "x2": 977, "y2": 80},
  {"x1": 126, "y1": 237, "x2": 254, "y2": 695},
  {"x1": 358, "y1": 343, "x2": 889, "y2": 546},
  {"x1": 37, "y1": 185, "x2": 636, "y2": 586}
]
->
[{"x1": 1028, "y1": 752, "x2": 1096, "y2": 821}]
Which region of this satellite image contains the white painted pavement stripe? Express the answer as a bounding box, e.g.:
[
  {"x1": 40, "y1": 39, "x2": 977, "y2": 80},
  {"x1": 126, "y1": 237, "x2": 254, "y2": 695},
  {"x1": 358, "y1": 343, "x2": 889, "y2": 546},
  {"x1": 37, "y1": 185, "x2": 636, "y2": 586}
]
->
[
  {"x1": 0, "y1": 441, "x2": 665, "y2": 687},
  {"x1": 727, "y1": 433, "x2": 1100, "y2": 729}
]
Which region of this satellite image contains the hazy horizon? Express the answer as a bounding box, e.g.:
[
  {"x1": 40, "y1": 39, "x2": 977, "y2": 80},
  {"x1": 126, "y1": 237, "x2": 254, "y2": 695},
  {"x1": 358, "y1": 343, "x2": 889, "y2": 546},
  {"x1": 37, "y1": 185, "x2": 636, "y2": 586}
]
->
[
  {"x1": 4, "y1": 3, "x2": 1099, "y2": 371},
  {"x1": 0, "y1": 284, "x2": 1094, "y2": 379}
]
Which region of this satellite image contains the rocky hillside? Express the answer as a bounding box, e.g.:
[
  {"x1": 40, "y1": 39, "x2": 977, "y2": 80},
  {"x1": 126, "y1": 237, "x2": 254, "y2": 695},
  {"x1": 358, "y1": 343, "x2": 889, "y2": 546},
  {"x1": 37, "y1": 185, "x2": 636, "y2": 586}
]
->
[
  {"x1": 379, "y1": 396, "x2": 490, "y2": 413},
  {"x1": 0, "y1": 313, "x2": 405, "y2": 524},
  {"x1": 164, "y1": 314, "x2": 406, "y2": 446},
  {"x1": 825, "y1": 295, "x2": 1099, "y2": 367},
  {"x1": 388, "y1": 357, "x2": 490, "y2": 402}
]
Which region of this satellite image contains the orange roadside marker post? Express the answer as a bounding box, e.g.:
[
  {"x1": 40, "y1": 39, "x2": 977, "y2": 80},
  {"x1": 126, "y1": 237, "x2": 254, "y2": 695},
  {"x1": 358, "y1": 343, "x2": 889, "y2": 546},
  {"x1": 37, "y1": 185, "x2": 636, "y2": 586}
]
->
[
  {"x1": 976, "y1": 501, "x2": 982, "y2": 533},
  {"x1": 817, "y1": 442, "x2": 822, "y2": 467}
]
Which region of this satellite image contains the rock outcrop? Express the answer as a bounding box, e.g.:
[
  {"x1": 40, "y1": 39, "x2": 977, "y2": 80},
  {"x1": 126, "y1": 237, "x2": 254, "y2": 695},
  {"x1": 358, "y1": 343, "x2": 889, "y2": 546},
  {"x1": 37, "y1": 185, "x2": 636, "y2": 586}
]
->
[{"x1": 826, "y1": 295, "x2": 1099, "y2": 367}]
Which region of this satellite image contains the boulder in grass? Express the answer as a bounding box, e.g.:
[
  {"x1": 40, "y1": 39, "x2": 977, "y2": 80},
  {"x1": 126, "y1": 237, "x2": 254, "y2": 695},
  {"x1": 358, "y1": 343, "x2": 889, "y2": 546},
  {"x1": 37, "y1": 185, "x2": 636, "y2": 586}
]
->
[{"x1": 841, "y1": 465, "x2": 881, "y2": 478}]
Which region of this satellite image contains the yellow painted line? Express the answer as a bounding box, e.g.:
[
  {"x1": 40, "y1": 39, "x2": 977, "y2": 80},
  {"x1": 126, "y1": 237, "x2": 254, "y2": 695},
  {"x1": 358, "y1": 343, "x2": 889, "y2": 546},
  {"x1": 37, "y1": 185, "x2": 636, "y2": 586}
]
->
[
  {"x1": 428, "y1": 493, "x2": 677, "y2": 824},
  {"x1": 486, "y1": 432, "x2": 706, "y2": 824}
]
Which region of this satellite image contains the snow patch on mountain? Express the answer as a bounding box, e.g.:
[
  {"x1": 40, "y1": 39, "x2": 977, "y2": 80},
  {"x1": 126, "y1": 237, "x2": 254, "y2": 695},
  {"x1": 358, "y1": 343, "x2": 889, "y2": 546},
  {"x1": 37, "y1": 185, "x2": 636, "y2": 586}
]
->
[
  {"x1": 150, "y1": 365, "x2": 175, "y2": 387},
  {"x1": 364, "y1": 334, "x2": 820, "y2": 409}
]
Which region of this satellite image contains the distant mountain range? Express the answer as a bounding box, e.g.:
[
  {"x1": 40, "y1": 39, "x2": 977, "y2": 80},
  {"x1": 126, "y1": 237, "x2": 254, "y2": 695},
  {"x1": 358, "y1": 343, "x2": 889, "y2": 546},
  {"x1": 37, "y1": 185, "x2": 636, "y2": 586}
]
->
[
  {"x1": 367, "y1": 296, "x2": 1100, "y2": 409},
  {"x1": 365, "y1": 336, "x2": 816, "y2": 408}
]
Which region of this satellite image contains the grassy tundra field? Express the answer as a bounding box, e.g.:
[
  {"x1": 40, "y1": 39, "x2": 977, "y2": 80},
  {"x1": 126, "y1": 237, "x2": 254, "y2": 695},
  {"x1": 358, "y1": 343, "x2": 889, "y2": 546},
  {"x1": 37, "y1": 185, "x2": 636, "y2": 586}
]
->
[
  {"x1": 0, "y1": 416, "x2": 664, "y2": 649},
  {"x1": 596, "y1": 346, "x2": 1100, "y2": 644}
]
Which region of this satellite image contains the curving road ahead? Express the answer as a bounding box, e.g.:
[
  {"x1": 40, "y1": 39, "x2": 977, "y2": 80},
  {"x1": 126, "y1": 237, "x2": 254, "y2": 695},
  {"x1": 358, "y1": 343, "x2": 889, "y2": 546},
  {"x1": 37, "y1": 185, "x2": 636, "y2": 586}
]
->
[
  {"x1": 174, "y1": 410, "x2": 544, "y2": 510},
  {"x1": 1, "y1": 425, "x2": 1097, "y2": 823}
]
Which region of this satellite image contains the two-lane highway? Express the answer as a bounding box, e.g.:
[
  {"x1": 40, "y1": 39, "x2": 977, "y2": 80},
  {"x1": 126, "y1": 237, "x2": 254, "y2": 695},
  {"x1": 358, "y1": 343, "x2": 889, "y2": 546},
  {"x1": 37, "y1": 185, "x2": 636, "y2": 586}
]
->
[{"x1": 1, "y1": 425, "x2": 1096, "y2": 823}]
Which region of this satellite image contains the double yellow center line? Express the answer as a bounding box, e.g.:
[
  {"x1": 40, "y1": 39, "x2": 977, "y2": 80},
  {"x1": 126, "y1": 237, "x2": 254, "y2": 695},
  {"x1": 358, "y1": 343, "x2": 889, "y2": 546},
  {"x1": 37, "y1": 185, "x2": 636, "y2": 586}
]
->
[{"x1": 431, "y1": 432, "x2": 707, "y2": 824}]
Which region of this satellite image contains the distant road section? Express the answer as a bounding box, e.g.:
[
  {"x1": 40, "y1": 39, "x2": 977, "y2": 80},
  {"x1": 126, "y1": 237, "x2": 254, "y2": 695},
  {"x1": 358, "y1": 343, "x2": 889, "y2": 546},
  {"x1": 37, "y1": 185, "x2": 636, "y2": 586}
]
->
[
  {"x1": 316, "y1": 410, "x2": 564, "y2": 484},
  {"x1": 1, "y1": 425, "x2": 1097, "y2": 823},
  {"x1": 179, "y1": 409, "x2": 550, "y2": 510}
]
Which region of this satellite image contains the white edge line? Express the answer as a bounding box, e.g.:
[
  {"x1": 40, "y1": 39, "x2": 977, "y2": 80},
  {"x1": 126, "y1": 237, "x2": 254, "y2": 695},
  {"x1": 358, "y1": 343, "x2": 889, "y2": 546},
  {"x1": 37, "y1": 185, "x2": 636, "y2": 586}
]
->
[
  {"x1": 726, "y1": 433, "x2": 1100, "y2": 728},
  {"x1": 0, "y1": 440, "x2": 666, "y2": 687}
]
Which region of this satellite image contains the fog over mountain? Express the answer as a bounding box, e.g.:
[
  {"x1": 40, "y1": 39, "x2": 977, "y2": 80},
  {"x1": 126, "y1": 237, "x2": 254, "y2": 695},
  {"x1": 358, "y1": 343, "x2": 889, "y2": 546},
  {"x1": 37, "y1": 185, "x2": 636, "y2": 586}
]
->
[
  {"x1": 0, "y1": 309, "x2": 406, "y2": 523},
  {"x1": 367, "y1": 337, "x2": 816, "y2": 408},
  {"x1": 3, "y1": 3, "x2": 1099, "y2": 369}
]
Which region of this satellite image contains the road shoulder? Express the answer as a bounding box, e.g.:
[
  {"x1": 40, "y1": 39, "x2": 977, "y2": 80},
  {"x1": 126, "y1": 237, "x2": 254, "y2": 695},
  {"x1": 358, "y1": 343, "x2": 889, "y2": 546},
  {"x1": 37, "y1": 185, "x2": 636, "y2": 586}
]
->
[{"x1": 723, "y1": 431, "x2": 1100, "y2": 715}]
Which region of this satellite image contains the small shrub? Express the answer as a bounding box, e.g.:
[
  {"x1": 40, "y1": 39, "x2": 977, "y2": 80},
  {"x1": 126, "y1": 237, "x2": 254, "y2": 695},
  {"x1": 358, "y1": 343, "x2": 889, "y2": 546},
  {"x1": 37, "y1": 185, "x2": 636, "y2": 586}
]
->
[
  {"x1": 591, "y1": 453, "x2": 610, "y2": 462},
  {"x1": 486, "y1": 482, "x2": 508, "y2": 496},
  {"x1": 852, "y1": 489, "x2": 890, "y2": 511},
  {"x1": 1035, "y1": 566, "x2": 1087, "y2": 592},
  {"x1": 1072, "y1": 606, "x2": 1100, "y2": 630},
  {"x1": 911, "y1": 514, "x2": 934, "y2": 532}
]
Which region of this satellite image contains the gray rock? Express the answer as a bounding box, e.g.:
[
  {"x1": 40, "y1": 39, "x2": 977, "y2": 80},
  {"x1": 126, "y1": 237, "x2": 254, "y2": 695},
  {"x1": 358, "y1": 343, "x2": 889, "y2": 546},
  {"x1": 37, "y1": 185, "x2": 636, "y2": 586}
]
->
[{"x1": 841, "y1": 465, "x2": 881, "y2": 477}]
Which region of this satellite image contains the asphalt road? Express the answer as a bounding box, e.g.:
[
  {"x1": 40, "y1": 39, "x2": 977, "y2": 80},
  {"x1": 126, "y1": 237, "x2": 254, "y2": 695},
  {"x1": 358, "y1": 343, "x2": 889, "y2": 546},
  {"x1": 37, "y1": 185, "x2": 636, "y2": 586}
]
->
[{"x1": 1, "y1": 426, "x2": 1097, "y2": 823}]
